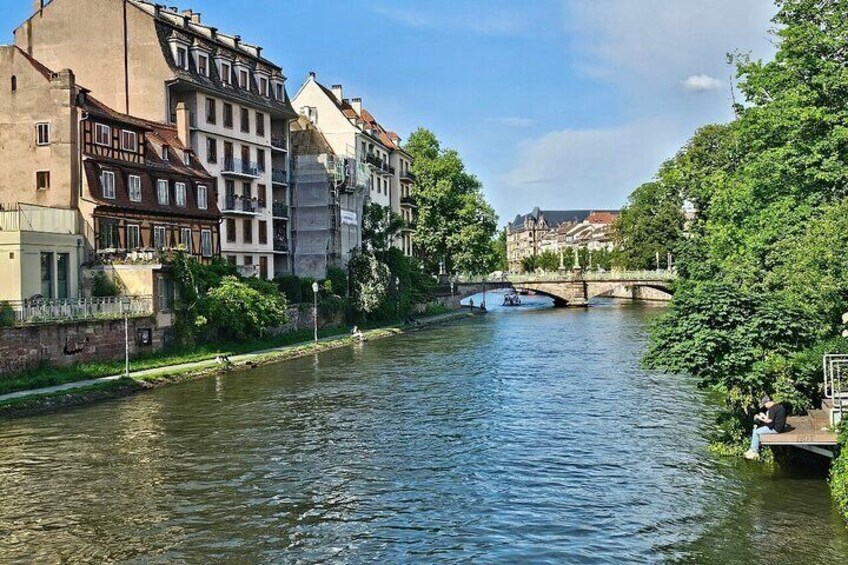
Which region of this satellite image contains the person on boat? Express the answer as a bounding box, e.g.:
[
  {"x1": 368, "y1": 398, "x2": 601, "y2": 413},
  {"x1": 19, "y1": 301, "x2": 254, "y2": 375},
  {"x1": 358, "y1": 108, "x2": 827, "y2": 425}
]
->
[{"x1": 744, "y1": 395, "x2": 787, "y2": 460}]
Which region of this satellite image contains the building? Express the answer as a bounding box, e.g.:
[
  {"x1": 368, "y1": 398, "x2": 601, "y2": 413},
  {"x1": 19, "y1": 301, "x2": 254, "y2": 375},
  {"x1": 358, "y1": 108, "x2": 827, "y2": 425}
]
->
[
  {"x1": 506, "y1": 208, "x2": 619, "y2": 272},
  {"x1": 0, "y1": 45, "x2": 220, "y2": 301},
  {"x1": 15, "y1": 0, "x2": 298, "y2": 279},
  {"x1": 291, "y1": 72, "x2": 415, "y2": 258}
]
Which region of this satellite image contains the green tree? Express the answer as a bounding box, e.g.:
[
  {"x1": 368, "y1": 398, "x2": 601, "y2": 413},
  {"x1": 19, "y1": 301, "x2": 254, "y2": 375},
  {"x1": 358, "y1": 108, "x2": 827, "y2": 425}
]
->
[
  {"x1": 404, "y1": 128, "x2": 499, "y2": 275},
  {"x1": 348, "y1": 251, "x2": 390, "y2": 318},
  {"x1": 361, "y1": 202, "x2": 406, "y2": 260},
  {"x1": 613, "y1": 178, "x2": 685, "y2": 270},
  {"x1": 205, "y1": 276, "x2": 288, "y2": 339}
]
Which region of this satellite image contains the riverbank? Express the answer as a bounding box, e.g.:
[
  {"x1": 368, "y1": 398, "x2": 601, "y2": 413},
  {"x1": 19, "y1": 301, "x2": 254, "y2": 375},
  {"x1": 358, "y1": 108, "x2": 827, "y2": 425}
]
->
[{"x1": 0, "y1": 309, "x2": 480, "y2": 420}]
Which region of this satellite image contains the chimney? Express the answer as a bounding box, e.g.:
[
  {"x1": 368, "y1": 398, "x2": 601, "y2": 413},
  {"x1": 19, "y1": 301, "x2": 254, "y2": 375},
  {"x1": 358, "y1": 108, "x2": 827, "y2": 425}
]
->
[
  {"x1": 182, "y1": 9, "x2": 200, "y2": 23},
  {"x1": 351, "y1": 98, "x2": 362, "y2": 115},
  {"x1": 331, "y1": 84, "x2": 343, "y2": 102},
  {"x1": 309, "y1": 71, "x2": 316, "y2": 80},
  {"x1": 33, "y1": 0, "x2": 45, "y2": 12},
  {"x1": 175, "y1": 102, "x2": 191, "y2": 150},
  {"x1": 233, "y1": 35, "x2": 241, "y2": 50}
]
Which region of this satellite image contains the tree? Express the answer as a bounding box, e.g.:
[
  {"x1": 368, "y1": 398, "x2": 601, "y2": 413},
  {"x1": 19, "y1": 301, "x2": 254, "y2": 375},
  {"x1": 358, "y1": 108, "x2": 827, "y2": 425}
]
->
[
  {"x1": 613, "y1": 179, "x2": 685, "y2": 270},
  {"x1": 348, "y1": 251, "x2": 390, "y2": 318},
  {"x1": 205, "y1": 276, "x2": 288, "y2": 339},
  {"x1": 404, "y1": 128, "x2": 499, "y2": 275},
  {"x1": 361, "y1": 202, "x2": 406, "y2": 260}
]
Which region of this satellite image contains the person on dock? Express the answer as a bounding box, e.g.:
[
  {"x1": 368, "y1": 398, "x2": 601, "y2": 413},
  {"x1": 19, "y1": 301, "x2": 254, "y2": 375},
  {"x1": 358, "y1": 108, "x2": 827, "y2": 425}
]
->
[{"x1": 744, "y1": 395, "x2": 787, "y2": 460}]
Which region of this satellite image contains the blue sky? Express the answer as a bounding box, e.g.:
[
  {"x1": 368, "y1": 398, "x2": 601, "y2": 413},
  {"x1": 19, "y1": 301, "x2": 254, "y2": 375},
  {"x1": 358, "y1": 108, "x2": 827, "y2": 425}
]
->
[{"x1": 2, "y1": 0, "x2": 777, "y2": 225}]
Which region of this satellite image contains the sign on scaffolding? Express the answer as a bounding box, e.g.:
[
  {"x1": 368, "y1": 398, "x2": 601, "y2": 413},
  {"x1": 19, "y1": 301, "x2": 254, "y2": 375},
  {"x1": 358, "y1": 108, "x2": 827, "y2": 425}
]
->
[{"x1": 341, "y1": 210, "x2": 358, "y2": 225}]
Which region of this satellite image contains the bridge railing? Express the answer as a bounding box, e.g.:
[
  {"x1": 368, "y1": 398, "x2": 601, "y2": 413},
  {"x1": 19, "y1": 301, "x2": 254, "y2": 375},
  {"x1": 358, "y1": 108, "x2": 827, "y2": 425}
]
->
[{"x1": 455, "y1": 270, "x2": 677, "y2": 285}]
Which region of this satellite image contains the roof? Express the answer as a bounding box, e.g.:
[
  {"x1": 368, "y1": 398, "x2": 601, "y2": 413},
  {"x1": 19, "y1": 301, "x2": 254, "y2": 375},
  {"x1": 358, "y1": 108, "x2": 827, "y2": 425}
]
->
[{"x1": 510, "y1": 209, "x2": 620, "y2": 230}]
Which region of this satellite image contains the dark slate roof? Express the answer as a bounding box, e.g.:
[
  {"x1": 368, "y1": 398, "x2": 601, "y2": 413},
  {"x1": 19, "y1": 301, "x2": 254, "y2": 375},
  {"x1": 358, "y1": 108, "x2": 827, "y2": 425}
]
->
[{"x1": 510, "y1": 209, "x2": 620, "y2": 229}]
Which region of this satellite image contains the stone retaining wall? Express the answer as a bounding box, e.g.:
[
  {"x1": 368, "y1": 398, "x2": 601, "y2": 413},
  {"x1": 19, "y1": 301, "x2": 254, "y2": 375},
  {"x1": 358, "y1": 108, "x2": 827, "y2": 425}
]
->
[{"x1": 0, "y1": 317, "x2": 163, "y2": 376}]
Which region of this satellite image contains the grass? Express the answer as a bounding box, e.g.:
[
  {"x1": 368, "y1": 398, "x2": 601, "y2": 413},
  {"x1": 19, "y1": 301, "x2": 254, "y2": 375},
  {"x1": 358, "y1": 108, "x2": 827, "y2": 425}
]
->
[{"x1": 0, "y1": 307, "x2": 466, "y2": 398}]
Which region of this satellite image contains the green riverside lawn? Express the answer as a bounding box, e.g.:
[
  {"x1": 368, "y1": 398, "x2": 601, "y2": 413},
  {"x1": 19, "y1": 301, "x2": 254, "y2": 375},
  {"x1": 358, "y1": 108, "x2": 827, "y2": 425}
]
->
[{"x1": 0, "y1": 306, "x2": 455, "y2": 398}]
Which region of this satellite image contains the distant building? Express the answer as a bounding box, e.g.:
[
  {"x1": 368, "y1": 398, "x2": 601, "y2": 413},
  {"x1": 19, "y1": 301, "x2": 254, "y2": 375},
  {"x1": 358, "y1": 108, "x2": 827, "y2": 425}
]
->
[{"x1": 506, "y1": 208, "x2": 619, "y2": 272}]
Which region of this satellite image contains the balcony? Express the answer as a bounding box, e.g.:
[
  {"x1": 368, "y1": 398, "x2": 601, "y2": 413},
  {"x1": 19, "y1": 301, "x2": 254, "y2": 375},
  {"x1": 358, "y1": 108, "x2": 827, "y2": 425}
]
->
[
  {"x1": 400, "y1": 170, "x2": 416, "y2": 183},
  {"x1": 271, "y1": 136, "x2": 287, "y2": 152},
  {"x1": 238, "y1": 264, "x2": 258, "y2": 278},
  {"x1": 222, "y1": 157, "x2": 262, "y2": 179},
  {"x1": 365, "y1": 153, "x2": 383, "y2": 170},
  {"x1": 272, "y1": 202, "x2": 289, "y2": 218},
  {"x1": 272, "y1": 168, "x2": 287, "y2": 185},
  {"x1": 273, "y1": 237, "x2": 289, "y2": 253},
  {"x1": 8, "y1": 296, "x2": 153, "y2": 325},
  {"x1": 222, "y1": 195, "x2": 258, "y2": 215},
  {"x1": 401, "y1": 195, "x2": 417, "y2": 208}
]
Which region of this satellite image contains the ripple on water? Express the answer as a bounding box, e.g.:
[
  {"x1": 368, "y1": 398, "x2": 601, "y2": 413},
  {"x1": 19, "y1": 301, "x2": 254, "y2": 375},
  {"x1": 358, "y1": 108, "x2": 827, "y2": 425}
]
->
[{"x1": 1, "y1": 300, "x2": 847, "y2": 563}]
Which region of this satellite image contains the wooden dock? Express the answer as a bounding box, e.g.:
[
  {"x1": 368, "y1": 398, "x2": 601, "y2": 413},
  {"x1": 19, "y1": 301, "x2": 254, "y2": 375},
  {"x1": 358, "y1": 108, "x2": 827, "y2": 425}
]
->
[{"x1": 760, "y1": 411, "x2": 838, "y2": 457}]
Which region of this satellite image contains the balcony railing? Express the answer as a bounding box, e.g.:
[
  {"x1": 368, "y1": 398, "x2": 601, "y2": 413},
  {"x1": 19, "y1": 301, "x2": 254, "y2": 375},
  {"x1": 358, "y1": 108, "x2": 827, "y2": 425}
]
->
[
  {"x1": 401, "y1": 195, "x2": 417, "y2": 207},
  {"x1": 8, "y1": 296, "x2": 154, "y2": 325},
  {"x1": 272, "y1": 168, "x2": 287, "y2": 184},
  {"x1": 272, "y1": 203, "x2": 289, "y2": 218},
  {"x1": 273, "y1": 238, "x2": 289, "y2": 252},
  {"x1": 223, "y1": 195, "x2": 258, "y2": 214},
  {"x1": 400, "y1": 171, "x2": 416, "y2": 182},
  {"x1": 366, "y1": 153, "x2": 383, "y2": 169},
  {"x1": 271, "y1": 136, "x2": 287, "y2": 151},
  {"x1": 222, "y1": 157, "x2": 262, "y2": 177}
]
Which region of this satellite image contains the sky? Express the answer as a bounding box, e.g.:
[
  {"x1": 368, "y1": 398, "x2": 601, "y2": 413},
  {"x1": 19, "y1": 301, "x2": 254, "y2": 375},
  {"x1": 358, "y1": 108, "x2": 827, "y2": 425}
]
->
[{"x1": 1, "y1": 0, "x2": 778, "y2": 225}]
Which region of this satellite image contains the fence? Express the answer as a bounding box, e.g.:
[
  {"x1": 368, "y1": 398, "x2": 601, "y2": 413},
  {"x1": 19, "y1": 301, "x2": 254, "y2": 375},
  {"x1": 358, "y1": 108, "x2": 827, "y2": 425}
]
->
[
  {"x1": 6, "y1": 296, "x2": 154, "y2": 325},
  {"x1": 456, "y1": 270, "x2": 677, "y2": 284}
]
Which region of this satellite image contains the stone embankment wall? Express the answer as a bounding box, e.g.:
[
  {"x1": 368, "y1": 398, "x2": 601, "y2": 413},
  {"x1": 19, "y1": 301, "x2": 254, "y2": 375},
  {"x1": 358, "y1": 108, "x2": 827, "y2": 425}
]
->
[
  {"x1": 605, "y1": 286, "x2": 672, "y2": 302},
  {"x1": 0, "y1": 317, "x2": 163, "y2": 376},
  {"x1": 272, "y1": 304, "x2": 346, "y2": 335}
]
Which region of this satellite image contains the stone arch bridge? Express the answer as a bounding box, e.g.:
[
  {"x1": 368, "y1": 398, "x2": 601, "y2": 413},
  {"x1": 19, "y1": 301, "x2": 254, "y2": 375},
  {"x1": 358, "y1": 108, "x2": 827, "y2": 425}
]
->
[{"x1": 454, "y1": 271, "x2": 676, "y2": 307}]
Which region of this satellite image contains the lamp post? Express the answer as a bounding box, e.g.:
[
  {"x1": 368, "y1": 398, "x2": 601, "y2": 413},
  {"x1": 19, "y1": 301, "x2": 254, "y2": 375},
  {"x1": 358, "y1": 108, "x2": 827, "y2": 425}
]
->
[{"x1": 312, "y1": 281, "x2": 319, "y2": 343}]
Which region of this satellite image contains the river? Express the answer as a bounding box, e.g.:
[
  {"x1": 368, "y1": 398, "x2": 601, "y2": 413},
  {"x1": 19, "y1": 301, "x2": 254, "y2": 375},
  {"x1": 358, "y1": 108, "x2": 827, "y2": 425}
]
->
[{"x1": 1, "y1": 296, "x2": 847, "y2": 564}]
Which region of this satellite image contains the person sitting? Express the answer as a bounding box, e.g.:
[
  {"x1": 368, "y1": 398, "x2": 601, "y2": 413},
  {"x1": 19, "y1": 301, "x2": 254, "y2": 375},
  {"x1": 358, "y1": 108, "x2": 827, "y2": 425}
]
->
[
  {"x1": 351, "y1": 326, "x2": 365, "y2": 341},
  {"x1": 744, "y1": 395, "x2": 787, "y2": 460}
]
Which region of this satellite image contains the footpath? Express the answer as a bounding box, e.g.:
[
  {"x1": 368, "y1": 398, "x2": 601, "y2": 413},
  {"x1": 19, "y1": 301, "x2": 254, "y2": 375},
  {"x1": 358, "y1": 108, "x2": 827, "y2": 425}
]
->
[{"x1": 0, "y1": 309, "x2": 477, "y2": 418}]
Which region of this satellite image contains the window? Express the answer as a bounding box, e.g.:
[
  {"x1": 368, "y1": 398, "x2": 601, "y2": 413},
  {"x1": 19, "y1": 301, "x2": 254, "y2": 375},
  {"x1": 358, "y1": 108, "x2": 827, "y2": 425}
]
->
[
  {"x1": 36, "y1": 122, "x2": 50, "y2": 145},
  {"x1": 95, "y1": 123, "x2": 111, "y2": 146},
  {"x1": 244, "y1": 255, "x2": 253, "y2": 265},
  {"x1": 221, "y1": 62, "x2": 231, "y2": 84},
  {"x1": 162, "y1": 145, "x2": 170, "y2": 161},
  {"x1": 257, "y1": 184, "x2": 267, "y2": 207},
  {"x1": 41, "y1": 252, "x2": 53, "y2": 298},
  {"x1": 239, "y1": 69, "x2": 248, "y2": 89},
  {"x1": 226, "y1": 218, "x2": 236, "y2": 243},
  {"x1": 99, "y1": 219, "x2": 119, "y2": 249},
  {"x1": 128, "y1": 174, "x2": 142, "y2": 202},
  {"x1": 121, "y1": 130, "x2": 137, "y2": 152},
  {"x1": 176, "y1": 46, "x2": 188, "y2": 70},
  {"x1": 206, "y1": 98, "x2": 216, "y2": 124},
  {"x1": 240, "y1": 107, "x2": 250, "y2": 133},
  {"x1": 223, "y1": 103, "x2": 233, "y2": 128},
  {"x1": 259, "y1": 77, "x2": 268, "y2": 96},
  {"x1": 184, "y1": 151, "x2": 191, "y2": 166},
  {"x1": 197, "y1": 185, "x2": 208, "y2": 209},
  {"x1": 157, "y1": 179, "x2": 169, "y2": 205},
  {"x1": 256, "y1": 112, "x2": 265, "y2": 136},
  {"x1": 154, "y1": 225, "x2": 167, "y2": 249},
  {"x1": 242, "y1": 181, "x2": 252, "y2": 200},
  {"x1": 198, "y1": 53, "x2": 209, "y2": 76},
  {"x1": 275, "y1": 83, "x2": 284, "y2": 100},
  {"x1": 56, "y1": 253, "x2": 69, "y2": 299},
  {"x1": 101, "y1": 170, "x2": 116, "y2": 199},
  {"x1": 36, "y1": 171, "x2": 50, "y2": 191},
  {"x1": 243, "y1": 219, "x2": 253, "y2": 243},
  {"x1": 257, "y1": 149, "x2": 265, "y2": 173},
  {"x1": 258, "y1": 220, "x2": 267, "y2": 245},
  {"x1": 127, "y1": 224, "x2": 141, "y2": 249},
  {"x1": 227, "y1": 255, "x2": 237, "y2": 265},
  {"x1": 201, "y1": 230, "x2": 213, "y2": 258},
  {"x1": 157, "y1": 275, "x2": 174, "y2": 311},
  {"x1": 175, "y1": 182, "x2": 186, "y2": 207},
  {"x1": 207, "y1": 137, "x2": 217, "y2": 163},
  {"x1": 11, "y1": 76, "x2": 16, "y2": 92},
  {"x1": 181, "y1": 228, "x2": 193, "y2": 253}
]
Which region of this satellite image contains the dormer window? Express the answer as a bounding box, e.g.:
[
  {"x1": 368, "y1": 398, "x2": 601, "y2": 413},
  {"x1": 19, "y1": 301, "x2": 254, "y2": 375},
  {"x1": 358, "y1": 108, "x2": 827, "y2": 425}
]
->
[
  {"x1": 162, "y1": 145, "x2": 170, "y2": 161},
  {"x1": 220, "y1": 61, "x2": 232, "y2": 85},
  {"x1": 239, "y1": 69, "x2": 249, "y2": 89},
  {"x1": 258, "y1": 76, "x2": 268, "y2": 97},
  {"x1": 275, "y1": 83, "x2": 284, "y2": 100},
  {"x1": 121, "y1": 130, "x2": 137, "y2": 152},
  {"x1": 197, "y1": 53, "x2": 209, "y2": 76},
  {"x1": 176, "y1": 46, "x2": 189, "y2": 70},
  {"x1": 95, "y1": 123, "x2": 111, "y2": 146},
  {"x1": 184, "y1": 150, "x2": 192, "y2": 166}
]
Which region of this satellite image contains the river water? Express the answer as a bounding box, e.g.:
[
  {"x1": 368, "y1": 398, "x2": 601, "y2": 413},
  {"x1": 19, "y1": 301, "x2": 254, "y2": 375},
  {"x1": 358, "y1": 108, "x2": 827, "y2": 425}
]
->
[{"x1": 1, "y1": 296, "x2": 847, "y2": 564}]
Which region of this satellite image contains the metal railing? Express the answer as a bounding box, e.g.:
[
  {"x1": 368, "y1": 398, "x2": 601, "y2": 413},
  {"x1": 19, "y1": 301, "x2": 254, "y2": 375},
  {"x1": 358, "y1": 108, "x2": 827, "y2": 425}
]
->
[
  {"x1": 273, "y1": 238, "x2": 289, "y2": 252},
  {"x1": 272, "y1": 168, "x2": 287, "y2": 184},
  {"x1": 271, "y1": 136, "x2": 287, "y2": 151},
  {"x1": 400, "y1": 171, "x2": 416, "y2": 182},
  {"x1": 456, "y1": 270, "x2": 678, "y2": 284},
  {"x1": 222, "y1": 157, "x2": 261, "y2": 177},
  {"x1": 272, "y1": 203, "x2": 289, "y2": 218},
  {"x1": 824, "y1": 354, "x2": 848, "y2": 424},
  {"x1": 223, "y1": 195, "x2": 257, "y2": 214},
  {"x1": 401, "y1": 195, "x2": 417, "y2": 207},
  {"x1": 8, "y1": 296, "x2": 153, "y2": 325}
]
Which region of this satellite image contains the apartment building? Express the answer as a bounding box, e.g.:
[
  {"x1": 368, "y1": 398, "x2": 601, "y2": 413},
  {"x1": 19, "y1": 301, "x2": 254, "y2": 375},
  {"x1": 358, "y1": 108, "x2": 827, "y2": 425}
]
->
[
  {"x1": 291, "y1": 72, "x2": 415, "y2": 257},
  {"x1": 0, "y1": 46, "x2": 220, "y2": 300},
  {"x1": 15, "y1": 0, "x2": 297, "y2": 279}
]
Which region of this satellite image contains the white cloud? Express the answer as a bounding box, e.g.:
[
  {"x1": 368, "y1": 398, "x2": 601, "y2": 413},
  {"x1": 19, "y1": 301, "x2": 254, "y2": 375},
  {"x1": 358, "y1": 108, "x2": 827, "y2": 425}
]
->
[
  {"x1": 499, "y1": 119, "x2": 685, "y2": 213},
  {"x1": 682, "y1": 74, "x2": 724, "y2": 92},
  {"x1": 371, "y1": 5, "x2": 533, "y2": 36},
  {"x1": 488, "y1": 117, "x2": 538, "y2": 128}
]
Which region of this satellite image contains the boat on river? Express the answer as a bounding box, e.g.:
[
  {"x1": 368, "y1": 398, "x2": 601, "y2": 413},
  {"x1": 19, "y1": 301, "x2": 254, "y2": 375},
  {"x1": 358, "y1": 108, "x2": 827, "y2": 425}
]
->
[{"x1": 503, "y1": 292, "x2": 522, "y2": 307}]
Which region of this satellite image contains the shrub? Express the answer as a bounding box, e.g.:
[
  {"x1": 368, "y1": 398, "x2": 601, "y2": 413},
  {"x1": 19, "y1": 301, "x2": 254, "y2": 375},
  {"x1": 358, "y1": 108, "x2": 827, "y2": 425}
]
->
[
  {"x1": 0, "y1": 301, "x2": 15, "y2": 327},
  {"x1": 276, "y1": 275, "x2": 303, "y2": 303},
  {"x1": 205, "y1": 276, "x2": 288, "y2": 339},
  {"x1": 326, "y1": 266, "x2": 348, "y2": 296},
  {"x1": 300, "y1": 277, "x2": 317, "y2": 303},
  {"x1": 91, "y1": 273, "x2": 120, "y2": 297}
]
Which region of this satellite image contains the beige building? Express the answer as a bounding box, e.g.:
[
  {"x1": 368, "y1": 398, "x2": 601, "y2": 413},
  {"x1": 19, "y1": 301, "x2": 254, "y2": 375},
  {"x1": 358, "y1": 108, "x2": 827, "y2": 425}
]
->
[
  {"x1": 291, "y1": 73, "x2": 415, "y2": 257},
  {"x1": 15, "y1": 0, "x2": 298, "y2": 279},
  {"x1": 506, "y1": 208, "x2": 619, "y2": 272}
]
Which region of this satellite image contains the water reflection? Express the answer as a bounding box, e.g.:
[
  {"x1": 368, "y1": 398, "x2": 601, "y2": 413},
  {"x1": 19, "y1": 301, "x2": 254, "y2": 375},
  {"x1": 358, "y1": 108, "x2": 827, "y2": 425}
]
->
[{"x1": 0, "y1": 301, "x2": 846, "y2": 563}]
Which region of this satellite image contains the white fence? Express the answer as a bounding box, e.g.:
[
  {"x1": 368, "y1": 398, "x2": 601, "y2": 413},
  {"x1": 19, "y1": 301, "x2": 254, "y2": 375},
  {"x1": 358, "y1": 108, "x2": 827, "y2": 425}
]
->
[{"x1": 6, "y1": 296, "x2": 154, "y2": 325}]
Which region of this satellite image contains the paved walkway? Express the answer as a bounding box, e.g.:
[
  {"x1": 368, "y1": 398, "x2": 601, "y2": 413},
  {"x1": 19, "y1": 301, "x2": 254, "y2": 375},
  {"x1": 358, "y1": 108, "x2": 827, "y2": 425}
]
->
[{"x1": 0, "y1": 310, "x2": 472, "y2": 404}]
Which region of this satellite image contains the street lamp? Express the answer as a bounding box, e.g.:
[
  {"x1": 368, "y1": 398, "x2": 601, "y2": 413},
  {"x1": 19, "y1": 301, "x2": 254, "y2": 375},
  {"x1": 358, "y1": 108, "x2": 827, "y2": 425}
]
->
[{"x1": 312, "y1": 281, "x2": 319, "y2": 343}]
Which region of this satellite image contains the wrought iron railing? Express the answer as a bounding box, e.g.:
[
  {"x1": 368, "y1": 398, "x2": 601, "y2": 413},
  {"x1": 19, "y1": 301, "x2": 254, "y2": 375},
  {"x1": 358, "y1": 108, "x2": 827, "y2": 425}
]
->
[
  {"x1": 271, "y1": 136, "x2": 287, "y2": 151},
  {"x1": 455, "y1": 270, "x2": 678, "y2": 284},
  {"x1": 272, "y1": 168, "x2": 287, "y2": 184},
  {"x1": 223, "y1": 195, "x2": 257, "y2": 213},
  {"x1": 7, "y1": 296, "x2": 153, "y2": 325},
  {"x1": 272, "y1": 203, "x2": 289, "y2": 218},
  {"x1": 222, "y1": 157, "x2": 261, "y2": 177}
]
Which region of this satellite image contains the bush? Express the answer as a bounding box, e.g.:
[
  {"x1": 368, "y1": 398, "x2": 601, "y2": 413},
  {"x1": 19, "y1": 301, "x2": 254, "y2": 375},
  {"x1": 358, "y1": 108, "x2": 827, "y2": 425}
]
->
[
  {"x1": 276, "y1": 275, "x2": 302, "y2": 304},
  {"x1": 205, "y1": 276, "x2": 288, "y2": 339},
  {"x1": 91, "y1": 273, "x2": 120, "y2": 297},
  {"x1": 830, "y1": 421, "x2": 848, "y2": 522},
  {"x1": 0, "y1": 301, "x2": 15, "y2": 327},
  {"x1": 326, "y1": 266, "x2": 348, "y2": 296}
]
